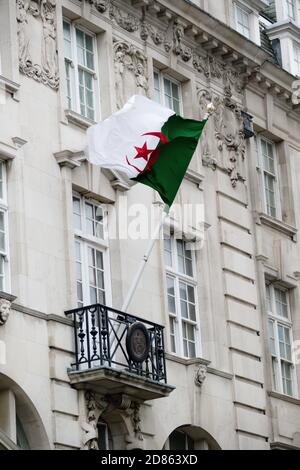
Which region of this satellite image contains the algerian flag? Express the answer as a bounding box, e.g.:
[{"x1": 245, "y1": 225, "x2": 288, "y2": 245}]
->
[{"x1": 86, "y1": 95, "x2": 207, "y2": 207}]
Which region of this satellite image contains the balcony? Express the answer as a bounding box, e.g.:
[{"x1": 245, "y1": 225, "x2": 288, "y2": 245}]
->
[{"x1": 65, "y1": 304, "x2": 174, "y2": 401}]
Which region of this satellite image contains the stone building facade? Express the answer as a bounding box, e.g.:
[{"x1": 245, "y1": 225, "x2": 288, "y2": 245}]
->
[{"x1": 0, "y1": 0, "x2": 300, "y2": 450}]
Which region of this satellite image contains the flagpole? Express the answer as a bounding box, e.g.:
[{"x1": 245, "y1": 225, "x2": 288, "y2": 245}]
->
[{"x1": 122, "y1": 204, "x2": 169, "y2": 312}]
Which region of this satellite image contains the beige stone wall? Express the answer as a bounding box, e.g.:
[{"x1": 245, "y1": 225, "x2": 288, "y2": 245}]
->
[{"x1": 0, "y1": 0, "x2": 300, "y2": 450}]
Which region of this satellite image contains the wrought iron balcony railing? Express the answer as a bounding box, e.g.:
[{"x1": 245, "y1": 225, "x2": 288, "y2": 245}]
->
[{"x1": 65, "y1": 304, "x2": 168, "y2": 384}]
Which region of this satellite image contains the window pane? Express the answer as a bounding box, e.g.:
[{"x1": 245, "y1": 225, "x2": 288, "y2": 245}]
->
[
  {"x1": 0, "y1": 213, "x2": 5, "y2": 252},
  {"x1": 169, "y1": 317, "x2": 176, "y2": 353},
  {"x1": 63, "y1": 21, "x2": 72, "y2": 58},
  {"x1": 167, "y1": 280, "x2": 176, "y2": 314},
  {"x1": 172, "y1": 83, "x2": 179, "y2": 100},
  {"x1": 281, "y1": 361, "x2": 293, "y2": 396},
  {"x1": 85, "y1": 34, "x2": 93, "y2": 53},
  {"x1": 268, "y1": 319, "x2": 276, "y2": 356},
  {"x1": 164, "y1": 238, "x2": 173, "y2": 267},
  {"x1": 275, "y1": 288, "x2": 288, "y2": 318},
  {"x1": 86, "y1": 51, "x2": 94, "y2": 70},
  {"x1": 0, "y1": 256, "x2": 4, "y2": 291}
]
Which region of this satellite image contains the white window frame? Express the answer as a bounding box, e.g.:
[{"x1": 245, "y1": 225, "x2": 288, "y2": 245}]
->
[
  {"x1": 63, "y1": 19, "x2": 99, "y2": 121},
  {"x1": 153, "y1": 69, "x2": 183, "y2": 115},
  {"x1": 0, "y1": 160, "x2": 10, "y2": 293},
  {"x1": 293, "y1": 42, "x2": 300, "y2": 77},
  {"x1": 73, "y1": 193, "x2": 111, "y2": 308},
  {"x1": 286, "y1": 0, "x2": 296, "y2": 20},
  {"x1": 257, "y1": 136, "x2": 282, "y2": 220},
  {"x1": 234, "y1": 2, "x2": 251, "y2": 39},
  {"x1": 266, "y1": 283, "x2": 298, "y2": 398},
  {"x1": 164, "y1": 234, "x2": 201, "y2": 359}
]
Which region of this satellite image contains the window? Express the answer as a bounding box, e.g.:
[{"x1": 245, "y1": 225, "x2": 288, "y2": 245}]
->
[
  {"x1": 153, "y1": 71, "x2": 181, "y2": 114},
  {"x1": 294, "y1": 44, "x2": 300, "y2": 76},
  {"x1": 235, "y1": 3, "x2": 250, "y2": 39},
  {"x1": 97, "y1": 420, "x2": 113, "y2": 450},
  {"x1": 286, "y1": 0, "x2": 296, "y2": 20},
  {"x1": 164, "y1": 236, "x2": 200, "y2": 358},
  {"x1": 257, "y1": 137, "x2": 281, "y2": 219},
  {"x1": 73, "y1": 194, "x2": 110, "y2": 307},
  {"x1": 266, "y1": 283, "x2": 297, "y2": 397},
  {"x1": 16, "y1": 416, "x2": 30, "y2": 450},
  {"x1": 63, "y1": 20, "x2": 98, "y2": 120},
  {"x1": 0, "y1": 161, "x2": 9, "y2": 292},
  {"x1": 168, "y1": 430, "x2": 194, "y2": 450}
]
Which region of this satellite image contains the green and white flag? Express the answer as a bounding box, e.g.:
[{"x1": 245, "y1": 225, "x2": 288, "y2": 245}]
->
[{"x1": 86, "y1": 95, "x2": 207, "y2": 207}]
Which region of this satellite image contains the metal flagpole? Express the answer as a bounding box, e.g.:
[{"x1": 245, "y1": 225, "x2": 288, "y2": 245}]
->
[{"x1": 122, "y1": 204, "x2": 169, "y2": 312}]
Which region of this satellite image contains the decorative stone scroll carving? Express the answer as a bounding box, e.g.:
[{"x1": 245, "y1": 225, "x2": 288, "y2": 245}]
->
[
  {"x1": 81, "y1": 391, "x2": 144, "y2": 451},
  {"x1": 113, "y1": 40, "x2": 148, "y2": 109},
  {"x1": 195, "y1": 364, "x2": 207, "y2": 388},
  {"x1": 110, "y1": 394, "x2": 143, "y2": 447},
  {"x1": 110, "y1": 3, "x2": 139, "y2": 32},
  {"x1": 172, "y1": 19, "x2": 192, "y2": 62},
  {"x1": 81, "y1": 391, "x2": 108, "y2": 450},
  {"x1": 16, "y1": 0, "x2": 59, "y2": 90},
  {"x1": 197, "y1": 85, "x2": 246, "y2": 187},
  {"x1": 0, "y1": 299, "x2": 11, "y2": 326}
]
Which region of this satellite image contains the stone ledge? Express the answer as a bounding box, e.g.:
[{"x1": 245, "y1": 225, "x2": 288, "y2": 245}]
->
[
  {"x1": 270, "y1": 441, "x2": 300, "y2": 450},
  {"x1": 268, "y1": 390, "x2": 300, "y2": 406},
  {"x1": 0, "y1": 74, "x2": 20, "y2": 99},
  {"x1": 165, "y1": 353, "x2": 210, "y2": 367},
  {"x1": 65, "y1": 109, "x2": 97, "y2": 130},
  {"x1": 68, "y1": 366, "x2": 175, "y2": 401},
  {"x1": 258, "y1": 213, "x2": 297, "y2": 240}
]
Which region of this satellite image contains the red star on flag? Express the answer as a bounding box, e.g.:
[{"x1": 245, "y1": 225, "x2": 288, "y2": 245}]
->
[{"x1": 134, "y1": 142, "x2": 154, "y2": 161}]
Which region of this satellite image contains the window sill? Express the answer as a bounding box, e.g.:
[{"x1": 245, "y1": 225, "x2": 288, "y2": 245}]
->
[
  {"x1": 268, "y1": 390, "x2": 300, "y2": 406},
  {"x1": 0, "y1": 74, "x2": 20, "y2": 99},
  {"x1": 258, "y1": 213, "x2": 297, "y2": 240},
  {"x1": 65, "y1": 109, "x2": 97, "y2": 130},
  {"x1": 165, "y1": 352, "x2": 210, "y2": 367}
]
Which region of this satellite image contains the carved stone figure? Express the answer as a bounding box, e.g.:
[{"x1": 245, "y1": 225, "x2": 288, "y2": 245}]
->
[
  {"x1": 114, "y1": 40, "x2": 148, "y2": 108},
  {"x1": 81, "y1": 391, "x2": 108, "y2": 450},
  {"x1": 17, "y1": 0, "x2": 31, "y2": 66},
  {"x1": 0, "y1": 299, "x2": 11, "y2": 326},
  {"x1": 114, "y1": 50, "x2": 125, "y2": 109},
  {"x1": 135, "y1": 62, "x2": 148, "y2": 96},
  {"x1": 41, "y1": 0, "x2": 57, "y2": 79},
  {"x1": 16, "y1": 0, "x2": 59, "y2": 89},
  {"x1": 195, "y1": 364, "x2": 207, "y2": 388}
]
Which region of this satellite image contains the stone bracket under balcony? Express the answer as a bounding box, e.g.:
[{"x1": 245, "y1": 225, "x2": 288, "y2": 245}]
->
[{"x1": 68, "y1": 366, "x2": 175, "y2": 402}]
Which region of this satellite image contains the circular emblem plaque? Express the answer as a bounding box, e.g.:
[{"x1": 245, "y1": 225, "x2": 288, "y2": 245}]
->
[{"x1": 126, "y1": 322, "x2": 150, "y2": 363}]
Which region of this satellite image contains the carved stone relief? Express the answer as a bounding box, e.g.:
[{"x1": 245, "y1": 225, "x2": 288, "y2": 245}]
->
[
  {"x1": 0, "y1": 299, "x2": 11, "y2": 326},
  {"x1": 81, "y1": 391, "x2": 144, "y2": 451},
  {"x1": 81, "y1": 391, "x2": 108, "y2": 450},
  {"x1": 195, "y1": 364, "x2": 207, "y2": 388},
  {"x1": 113, "y1": 40, "x2": 148, "y2": 109},
  {"x1": 84, "y1": 0, "x2": 245, "y2": 92},
  {"x1": 89, "y1": 0, "x2": 109, "y2": 13},
  {"x1": 16, "y1": 0, "x2": 59, "y2": 90},
  {"x1": 197, "y1": 85, "x2": 246, "y2": 187}
]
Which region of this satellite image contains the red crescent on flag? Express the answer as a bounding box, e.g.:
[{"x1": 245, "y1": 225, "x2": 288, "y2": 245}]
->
[
  {"x1": 143, "y1": 132, "x2": 169, "y2": 145},
  {"x1": 126, "y1": 132, "x2": 169, "y2": 175}
]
